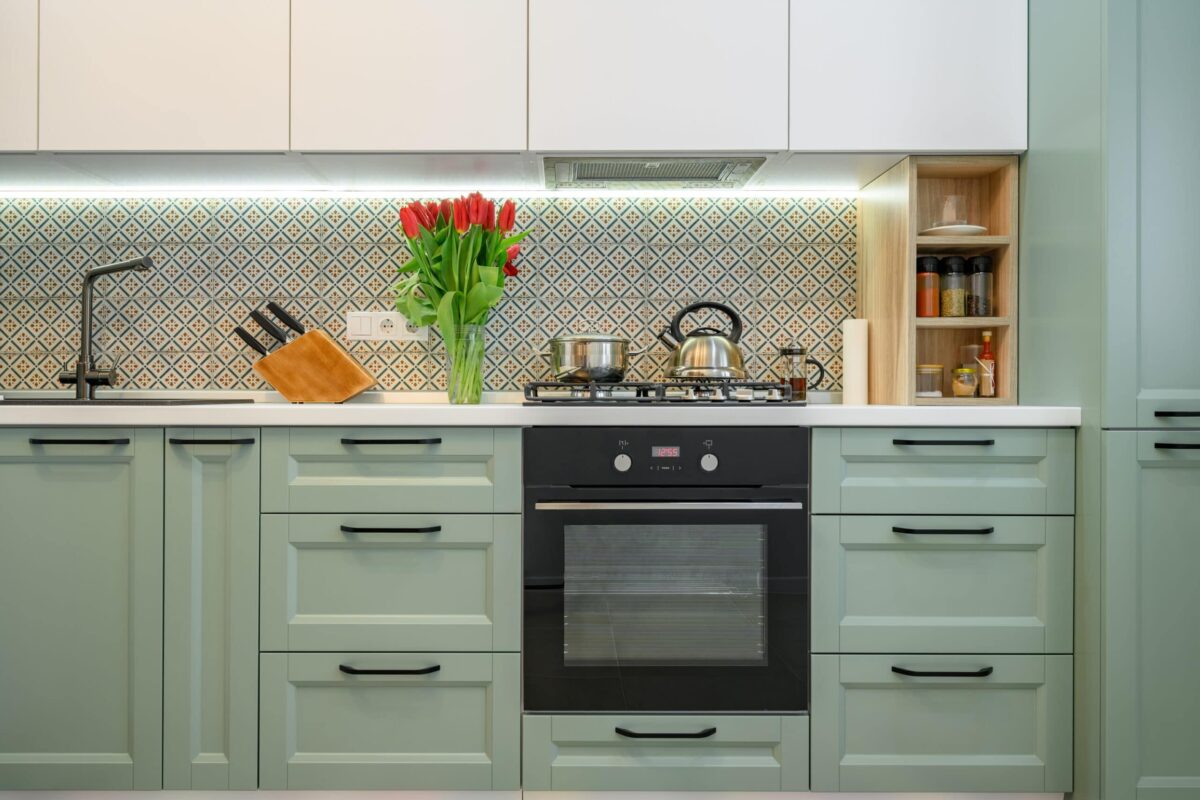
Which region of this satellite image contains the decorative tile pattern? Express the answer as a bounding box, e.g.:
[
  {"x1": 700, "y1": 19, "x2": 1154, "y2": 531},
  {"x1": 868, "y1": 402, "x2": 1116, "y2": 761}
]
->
[{"x1": 0, "y1": 196, "x2": 857, "y2": 392}]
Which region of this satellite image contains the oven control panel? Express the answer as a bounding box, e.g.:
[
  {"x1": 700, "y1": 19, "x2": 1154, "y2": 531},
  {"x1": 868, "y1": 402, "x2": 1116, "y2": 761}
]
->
[{"x1": 524, "y1": 427, "x2": 808, "y2": 487}]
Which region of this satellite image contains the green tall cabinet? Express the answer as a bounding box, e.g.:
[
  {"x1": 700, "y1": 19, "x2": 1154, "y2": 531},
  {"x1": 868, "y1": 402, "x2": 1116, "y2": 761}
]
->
[
  {"x1": 0, "y1": 428, "x2": 164, "y2": 789},
  {"x1": 163, "y1": 429, "x2": 260, "y2": 789}
]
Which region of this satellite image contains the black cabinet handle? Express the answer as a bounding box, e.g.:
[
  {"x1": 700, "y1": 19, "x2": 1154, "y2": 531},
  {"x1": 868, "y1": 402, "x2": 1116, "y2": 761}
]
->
[
  {"x1": 1155, "y1": 411, "x2": 1200, "y2": 417},
  {"x1": 28, "y1": 437, "x2": 130, "y2": 446},
  {"x1": 339, "y1": 664, "x2": 441, "y2": 676},
  {"x1": 340, "y1": 437, "x2": 442, "y2": 446},
  {"x1": 892, "y1": 665, "x2": 994, "y2": 678},
  {"x1": 1154, "y1": 443, "x2": 1200, "y2": 450},
  {"x1": 892, "y1": 438, "x2": 995, "y2": 446},
  {"x1": 892, "y1": 526, "x2": 995, "y2": 535},
  {"x1": 169, "y1": 438, "x2": 256, "y2": 446},
  {"x1": 615, "y1": 726, "x2": 717, "y2": 740},
  {"x1": 339, "y1": 524, "x2": 442, "y2": 534}
]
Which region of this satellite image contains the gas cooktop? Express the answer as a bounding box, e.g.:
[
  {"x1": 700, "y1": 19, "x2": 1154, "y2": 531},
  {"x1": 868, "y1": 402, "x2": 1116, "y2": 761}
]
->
[{"x1": 523, "y1": 380, "x2": 794, "y2": 405}]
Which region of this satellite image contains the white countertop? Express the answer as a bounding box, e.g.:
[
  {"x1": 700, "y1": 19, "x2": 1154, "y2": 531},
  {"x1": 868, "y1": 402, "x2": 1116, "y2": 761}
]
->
[{"x1": 0, "y1": 393, "x2": 1082, "y2": 427}]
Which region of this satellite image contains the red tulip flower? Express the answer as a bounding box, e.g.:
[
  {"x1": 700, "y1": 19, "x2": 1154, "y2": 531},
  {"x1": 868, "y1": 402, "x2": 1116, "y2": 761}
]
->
[
  {"x1": 483, "y1": 199, "x2": 496, "y2": 231},
  {"x1": 439, "y1": 198, "x2": 453, "y2": 225},
  {"x1": 399, "y1": 206, "x2": 419, "y2": 239},
  {"x1": 503, "y1": 243, "x2": 520, "y2": 277},
  {"x1": 425, "y1": 201, "x2": 440, "y2": 227},
  {"x1": 498, "y1": 200, "x2": 515, "y2": 233},
  {"x1": 452, "y1": 198, "x2": 470, "y2": 233}
]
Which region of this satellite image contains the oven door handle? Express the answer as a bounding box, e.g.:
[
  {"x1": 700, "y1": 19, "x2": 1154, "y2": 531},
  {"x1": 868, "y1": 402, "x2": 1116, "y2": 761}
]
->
[
  {"x1": 533, "y1": 501, "x2": 805, "y2": 511},
  {"x1": 615, "y1": 726, "x2": 718, "y2": 739}
]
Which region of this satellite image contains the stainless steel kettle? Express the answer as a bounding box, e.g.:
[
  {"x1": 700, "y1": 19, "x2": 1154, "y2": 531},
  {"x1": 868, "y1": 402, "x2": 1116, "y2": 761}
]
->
[{"x1": 658, "y1": 301, "x2": 747, "y2": 379}]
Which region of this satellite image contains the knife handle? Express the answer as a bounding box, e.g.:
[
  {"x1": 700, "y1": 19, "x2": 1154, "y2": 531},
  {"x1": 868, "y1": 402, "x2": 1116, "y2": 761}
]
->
[
  {"x1": 250, "y1": 309, "x2": 288, "y2": 345},
  {"x1": 233, "y1": 326, "x2": 269, "y2": 357},
  {"x1": 267, "y1": 301, "x2": 306, "y2": 335}
]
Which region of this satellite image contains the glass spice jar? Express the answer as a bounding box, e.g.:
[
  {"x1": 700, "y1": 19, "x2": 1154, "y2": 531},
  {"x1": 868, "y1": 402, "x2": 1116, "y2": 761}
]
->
[
  {"x1": 952, "y1": 366, "x2": 979, "y2": 397},
  {"x1": 916, "y1": 256, "x2": 940, "y2": 317},
  {"x1": 916, "y1": 364, "x2": 945, "y2": 398},
  {"x1": 968, "y1": 255, "x2": 994, "y2": 316},
  {"x1": 940, "y1": 256, "x2": 967, "y2": 317}
]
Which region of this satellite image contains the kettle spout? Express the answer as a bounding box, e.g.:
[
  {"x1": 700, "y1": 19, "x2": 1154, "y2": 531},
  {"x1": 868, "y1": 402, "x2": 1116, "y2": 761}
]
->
[{"x1": 657, "y1": 328, "x2": 678, "y2": 348}]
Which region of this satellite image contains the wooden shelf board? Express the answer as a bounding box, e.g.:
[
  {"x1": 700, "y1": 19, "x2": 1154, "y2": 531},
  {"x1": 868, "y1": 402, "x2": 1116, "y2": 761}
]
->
[
  {"x1": 914, "y1": 396, "x2": 1016, "y2": 406},
  {"x1": 916, "y1": 316, "x2": 1012, "y2": 329},
  {"x1": 916, "y1": 235, "x2": 1013, "y2": 251}
]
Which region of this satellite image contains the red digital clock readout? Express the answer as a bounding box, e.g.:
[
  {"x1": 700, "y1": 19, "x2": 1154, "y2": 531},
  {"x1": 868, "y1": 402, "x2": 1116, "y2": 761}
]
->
[{"x1": 651, "y1": 445, "x2": 681, "y2": 458}]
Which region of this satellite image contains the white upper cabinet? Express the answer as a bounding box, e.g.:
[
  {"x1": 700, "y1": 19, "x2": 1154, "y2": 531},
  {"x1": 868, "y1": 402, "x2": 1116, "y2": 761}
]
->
[
  {"x1": 0, "y1": 0, "x2": 37, "y2": 151},
  {"x1": 529, "y1": 0, "x2": 789, "y2": 151},
  {"x1": 292, "y1": 0, "x2": 527, "y2": 152},
  {"x1": 789, "y1": 0, "x2": 1027, "y2": 152},
  {"x1": 39, "y1": 0, "x2": 289, "y2": 151}
]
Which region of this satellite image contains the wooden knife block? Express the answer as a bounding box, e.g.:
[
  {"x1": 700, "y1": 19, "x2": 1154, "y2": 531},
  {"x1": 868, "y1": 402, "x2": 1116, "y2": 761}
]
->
[{"x1": 252, "y1": 330, "x2": 376, "y2": 403}]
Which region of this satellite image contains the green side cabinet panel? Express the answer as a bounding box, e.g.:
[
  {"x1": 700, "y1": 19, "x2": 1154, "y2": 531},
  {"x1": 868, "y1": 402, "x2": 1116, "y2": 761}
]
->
[
  {"x1": 0, "y1": 428, "x2": 164, "y2": 790},
  {"x1": 260, "y1": 427, "x2": 521, "y2": 513},
  {"x1": 260, "y1": 513, "x2": 520, "y2": 652},
  {"x1": 162, "y1": 429, "x2": 260, "y2": 789},
  {"x1": 1104, "y1": 430, "x2": 1200, "y2": 800},
  {"x1": 522, "y1": 714, "x2": 809, "y2": 791},
  {"x1": 810, "y1": 653, "x2": 1073, "y2": 792},
  {"x1": 812, "y1": 427, "x2": 1076, "y2": 515},
  {"x1": 812, "y1": 515, "x2": 1074, "y2": 653},
  {"x1": 259, "y1": 651, "x2": 519, "y2": 789}
]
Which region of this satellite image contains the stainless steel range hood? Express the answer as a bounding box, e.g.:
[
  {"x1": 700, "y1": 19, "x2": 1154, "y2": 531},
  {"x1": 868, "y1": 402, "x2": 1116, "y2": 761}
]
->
[{"x1": 543, "y1": 155, "x2": 766, "y2": 190}]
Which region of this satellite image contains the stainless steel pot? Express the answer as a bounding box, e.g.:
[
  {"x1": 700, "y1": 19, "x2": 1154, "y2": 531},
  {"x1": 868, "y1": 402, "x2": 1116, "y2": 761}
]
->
[
  {"x1": 658, "y1": 301, "x2": 747, "y2": 379},
  {"x1": 546, "y1": 333, "x2": 639, "y2": 383}
]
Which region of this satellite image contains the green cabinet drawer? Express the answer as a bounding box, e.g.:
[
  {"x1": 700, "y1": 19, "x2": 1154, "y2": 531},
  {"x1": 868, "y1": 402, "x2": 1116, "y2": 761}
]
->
[
  {"x1": 812, "y1": 428, "x2": 1076, "y2": 515},
  {"x1": 1137, "y1": 393, "x2": 1200, "y2": 429},
  {"x1": 261, "y1": 427, "x2": 520, "y2": 513},
  {"x1": 812, "y1": 515, "x2": 1073, "y2": 654},
  {"x1": 811, "y1": 654, "x2": 1072, "y2": 792},
  {"x1": 522, "y1": 714, "x2": 809, "y2": 791},
  {"x1": 260, "y1": 514, "x2": 520, "y2": 652},
  {"x1": 260, "y1": 651, "x2": 518, "y2": 789}
]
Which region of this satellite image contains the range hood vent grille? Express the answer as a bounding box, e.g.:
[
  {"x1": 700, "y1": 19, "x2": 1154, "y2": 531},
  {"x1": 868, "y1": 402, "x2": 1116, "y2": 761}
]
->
[{"x1": 544, "y1": 156, "x2": 765, "y2": 190}]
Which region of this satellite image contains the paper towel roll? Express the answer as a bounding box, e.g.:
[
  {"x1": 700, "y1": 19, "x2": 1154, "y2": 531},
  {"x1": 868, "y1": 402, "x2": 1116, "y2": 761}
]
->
[{"x1": 842, "y1": 319, "x2": 869, "y2": 405}]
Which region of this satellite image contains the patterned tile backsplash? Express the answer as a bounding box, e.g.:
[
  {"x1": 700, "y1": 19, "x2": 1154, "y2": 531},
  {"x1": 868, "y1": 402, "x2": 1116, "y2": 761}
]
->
[{"x1": 0, "y1": 196, "x2": 857, "y2": 392}]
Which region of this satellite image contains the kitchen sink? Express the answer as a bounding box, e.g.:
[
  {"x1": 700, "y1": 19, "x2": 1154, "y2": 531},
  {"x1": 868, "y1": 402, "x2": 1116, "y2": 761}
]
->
[{"x1": 0, "y1": 398, "x2": 256, "y2": 406}]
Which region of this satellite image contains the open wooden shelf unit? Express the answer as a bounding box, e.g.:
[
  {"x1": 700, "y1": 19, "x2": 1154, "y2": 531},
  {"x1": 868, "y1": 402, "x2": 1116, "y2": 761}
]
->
[{"x1": 857, "y1": 155, "x2": 1019, "y2": 404}]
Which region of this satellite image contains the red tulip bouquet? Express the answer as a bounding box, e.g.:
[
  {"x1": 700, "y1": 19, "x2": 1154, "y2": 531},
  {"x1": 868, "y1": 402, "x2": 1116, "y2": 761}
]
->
[{"x1": 395, "y1": 193, "x2": 529, "y2": 403}]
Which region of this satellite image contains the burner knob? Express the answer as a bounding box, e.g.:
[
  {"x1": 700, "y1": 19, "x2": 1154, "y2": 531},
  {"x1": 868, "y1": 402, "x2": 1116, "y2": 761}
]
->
[
  {"x1": 700, "y1": 453, "x2": 719, "y2": 472},
  {"x1": 613, "y1": 453, "x2": 632, "y2": 473}
]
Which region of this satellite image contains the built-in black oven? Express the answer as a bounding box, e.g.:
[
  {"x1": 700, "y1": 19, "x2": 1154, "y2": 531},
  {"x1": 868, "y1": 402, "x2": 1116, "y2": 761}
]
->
[{"x1": 523, "y1": 426, "x2": 809, "y2": 714}]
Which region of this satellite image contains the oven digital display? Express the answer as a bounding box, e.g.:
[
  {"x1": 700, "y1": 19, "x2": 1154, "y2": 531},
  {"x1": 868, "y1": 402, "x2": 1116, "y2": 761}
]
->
[{"x1": 651, "y1": 445, "x2": 681, "y2": 458}]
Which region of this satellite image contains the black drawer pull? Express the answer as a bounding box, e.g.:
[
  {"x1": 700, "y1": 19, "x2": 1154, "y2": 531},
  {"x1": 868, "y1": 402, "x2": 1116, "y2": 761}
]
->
[
  {"x1": 892, "y1": 665, "x2": 994, "y2": 678},
  {"x1": 1155, "y1": 411, "x2": 1200, "y2": 417},
  {"x1": 28, "y1": 437, "x2": 130, "y2": 446},
  {"x1": 340, "y1": 437, "x2": 442, "y2": 446},
  {"x1": 615, "y1": 726, "x2": 717, "y2": 740},
  {"x1": 893, "y1": 526, "x2": 995, "y2": 535},
  {"x1": 339, "y1": 524, "x2": 442, "y2": 534},
  {"x1": 892, "y1": 438, "x2": 995, "y2": 446},
  {"x1": 1154, "y1": 442, "x2": 1200, "y2": 450},
  {"x1": 339, "y1": 664, "x2": 441, "y2": 676},
  {"x1": 169, "y1": 438, "x2": 256, "y2": 446}
]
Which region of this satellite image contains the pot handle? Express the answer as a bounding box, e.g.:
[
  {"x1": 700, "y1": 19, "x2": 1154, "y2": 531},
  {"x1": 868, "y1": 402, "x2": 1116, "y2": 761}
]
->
[{"x1": 670, "y1": 301, "x2": 743, "y2": 344}]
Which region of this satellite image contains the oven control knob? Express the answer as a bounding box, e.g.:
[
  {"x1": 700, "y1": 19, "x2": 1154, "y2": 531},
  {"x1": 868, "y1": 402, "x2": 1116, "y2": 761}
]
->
[
  {"x1": 700, "y1": 453, "x2": 719, "y2": 472},
  {"x1": 613, "y1": 453, "x2": 632, "y2": 472}
]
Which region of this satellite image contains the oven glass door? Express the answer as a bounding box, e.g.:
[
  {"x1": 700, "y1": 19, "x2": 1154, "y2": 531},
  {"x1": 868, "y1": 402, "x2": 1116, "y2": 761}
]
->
[{"x1": 524, "y1": 498, "x2": 808, "y2": 713}]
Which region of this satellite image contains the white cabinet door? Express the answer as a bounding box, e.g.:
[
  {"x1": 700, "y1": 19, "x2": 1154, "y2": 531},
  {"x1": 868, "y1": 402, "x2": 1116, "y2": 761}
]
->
[
  {"x1": 790, "y1": 0, "x2": 1027, "y2": 152},
  {"x1": 39, "y1": 0, "x2": 289, "y2": 151},
  {"x1": 0, "y1": 0, "x2": 36, "y2": 151},
  {"x1": 529, "y1": 0, "x2": 789, "y2": 151},
  {"x1": 292, "y1": 0, "x2": 526, "y2": 151}
]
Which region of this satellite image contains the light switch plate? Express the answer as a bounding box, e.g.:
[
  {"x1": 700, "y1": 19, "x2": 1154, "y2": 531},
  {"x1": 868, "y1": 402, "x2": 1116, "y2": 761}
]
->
[{"x1": 345, "y1": 311, "x2": 429, "y2": 342}]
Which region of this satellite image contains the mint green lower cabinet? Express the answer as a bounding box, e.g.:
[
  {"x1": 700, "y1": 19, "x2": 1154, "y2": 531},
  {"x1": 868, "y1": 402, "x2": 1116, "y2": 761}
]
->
[
  {"x1": 1104, "y1": 431, "x2": 1200, "y2": 800},
  {"x1": 261, "y1": 514, "x2": 520, "y2": 652},
  {"x1": 163, "y1": 429, "x2": 260, "y2": 789},
  {"x1": 812, "y1": 427, "x2": 1076, "y2": 514},
  {"x1": 812, "y1": 515, "x2": 1074, "y2": 653},
  {"x1": 0, "y1": 428, "x2": 163, "y2": 789},
  {"x1": 811, "y1": 653, "x2": 1072, "y2": 792},
  {"x1": 259, "y1": 651, "x2": 519, "y2": 789},
  {"x1": 522, "y1": 714, "x2": 809, "y2": 791}
]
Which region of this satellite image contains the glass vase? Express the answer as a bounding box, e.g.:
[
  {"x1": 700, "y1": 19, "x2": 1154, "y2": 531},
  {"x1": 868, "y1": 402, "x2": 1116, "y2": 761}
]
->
[{"x1": 444, "y1": 324, "x2": 487, "y2": 404}]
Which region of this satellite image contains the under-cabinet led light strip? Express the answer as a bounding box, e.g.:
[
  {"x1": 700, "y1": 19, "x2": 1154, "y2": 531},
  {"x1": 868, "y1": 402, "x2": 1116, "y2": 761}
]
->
[{"x1": 0, "y1": 187, "x2": 859, "y2": 199}]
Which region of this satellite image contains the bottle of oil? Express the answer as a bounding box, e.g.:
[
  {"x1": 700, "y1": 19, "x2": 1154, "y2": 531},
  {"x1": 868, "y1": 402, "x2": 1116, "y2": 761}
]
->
[{"x1": 978, "y1": 331, "x2": 996, "y2": 398}]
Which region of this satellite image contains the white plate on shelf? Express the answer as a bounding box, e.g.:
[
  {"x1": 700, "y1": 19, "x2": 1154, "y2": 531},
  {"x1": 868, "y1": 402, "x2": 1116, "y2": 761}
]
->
[{"x1": 919, "y1": 224, "x2": 989, "y2": 236}]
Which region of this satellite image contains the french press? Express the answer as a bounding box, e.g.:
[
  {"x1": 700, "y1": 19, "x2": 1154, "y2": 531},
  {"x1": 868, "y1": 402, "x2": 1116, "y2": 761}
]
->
[{"x1": 777, "y1": 344, "x2": 827, "y2": 403}]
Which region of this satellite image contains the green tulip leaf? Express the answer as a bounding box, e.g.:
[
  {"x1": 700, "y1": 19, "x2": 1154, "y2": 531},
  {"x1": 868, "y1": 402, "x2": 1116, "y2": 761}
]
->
[{"x1": 464, "y1": 282, "x2": 503, "y2": 323}]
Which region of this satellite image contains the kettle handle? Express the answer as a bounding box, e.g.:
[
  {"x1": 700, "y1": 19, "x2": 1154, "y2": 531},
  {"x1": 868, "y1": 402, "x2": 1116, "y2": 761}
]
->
[{"x1": 670, "y1": 301, "x2": 743, "y2": 344}]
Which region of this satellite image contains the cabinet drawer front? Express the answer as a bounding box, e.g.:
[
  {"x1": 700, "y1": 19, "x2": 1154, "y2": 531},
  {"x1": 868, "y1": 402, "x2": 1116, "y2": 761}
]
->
[
  {"x1": 1137, "y1": 431, "x2": 1200, "y2": 464},
  {"x1": 0, "y1": 427, "x2": 138, "y2": 458},
  {"x1": 261, "y1": 514, "x2": 519, "y2": 652},
  {"x1": 1138, "y1": 393, "x2": 1200, "y2": 428},
  {"x1": 811, "y1": 654, "x2": 1072, "y2": 792},
  {"x1": 260, "y1": 652, "x2": 519, "y2": 790},
  {"x1": 522, "y1": 714, "x2": 808, "y2": 791},
  {"x1": 812, "y1": 428, "x2": 1075, "y2": 514},
  {"x1": 812, "y1": 516, "x2": 1073, "y2": 653},
  {"x1": 261, "y1": 427, "x2": 520, "y2": 513}
]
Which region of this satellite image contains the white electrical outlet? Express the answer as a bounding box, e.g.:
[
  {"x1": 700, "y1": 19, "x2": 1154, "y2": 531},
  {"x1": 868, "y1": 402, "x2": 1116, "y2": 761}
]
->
[{"x1": 345, "y1": 311, "x2": 429, "y2": 342}]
